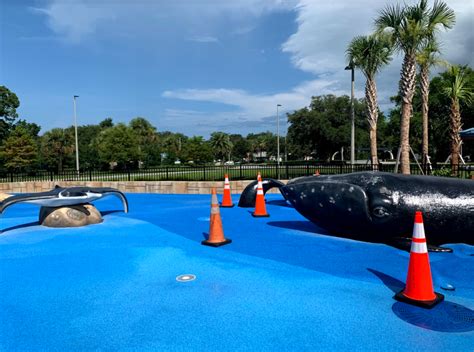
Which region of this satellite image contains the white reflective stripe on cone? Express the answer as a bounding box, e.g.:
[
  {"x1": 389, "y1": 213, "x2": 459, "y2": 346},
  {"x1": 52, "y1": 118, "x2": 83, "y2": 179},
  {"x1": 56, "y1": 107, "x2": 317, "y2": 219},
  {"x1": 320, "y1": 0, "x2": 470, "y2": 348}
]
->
[
  {"x1": 257, "y1": 189, "x2": 264, "y2": 195},
  {"x1": 411, "y1": 241, "x2": 428, "y2": 254},
  {"x1": 412, "y1": 223, "x2": 425, "y2": 239},
  {"x1": 224, "y1": 185, "x2": 230, "y2": 189}
]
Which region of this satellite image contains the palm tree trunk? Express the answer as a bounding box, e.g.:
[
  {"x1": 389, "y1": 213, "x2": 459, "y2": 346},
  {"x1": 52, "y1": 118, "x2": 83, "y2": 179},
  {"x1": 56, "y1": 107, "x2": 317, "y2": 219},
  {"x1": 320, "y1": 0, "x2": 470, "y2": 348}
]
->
[
  {"x1": 450, "y1": 99, "x2": 461, "y2": 176},
  {"x1": 420, "y1": 64, "x2": 430, "y2": 173},
  {"x1": 365, "y1": 77, "x2": 379, "y2": 169},
  {"x1": 399, "y1": 54, "x2": 417, "y2": 174}
]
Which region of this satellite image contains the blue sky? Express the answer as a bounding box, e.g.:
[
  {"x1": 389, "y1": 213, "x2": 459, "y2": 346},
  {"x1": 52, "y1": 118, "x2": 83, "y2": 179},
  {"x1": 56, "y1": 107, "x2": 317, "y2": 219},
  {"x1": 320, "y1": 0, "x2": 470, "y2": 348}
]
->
[{"x1": 1, "y1": 0, "x2": 472, "y2": 137}]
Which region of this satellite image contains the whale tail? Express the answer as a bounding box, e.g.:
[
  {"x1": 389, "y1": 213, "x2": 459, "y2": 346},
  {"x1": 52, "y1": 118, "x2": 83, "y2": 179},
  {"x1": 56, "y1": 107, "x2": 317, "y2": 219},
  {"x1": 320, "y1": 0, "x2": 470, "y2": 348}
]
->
[{"x1": 238, "y1": 177, "x2": 285, "y2": 208}]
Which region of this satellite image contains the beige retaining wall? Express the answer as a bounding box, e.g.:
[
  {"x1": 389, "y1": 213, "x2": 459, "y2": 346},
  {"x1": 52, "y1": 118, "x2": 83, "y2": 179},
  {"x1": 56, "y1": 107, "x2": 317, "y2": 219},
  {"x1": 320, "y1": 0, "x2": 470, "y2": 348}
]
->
[{"x1": 0, "y1": 180, "x2": 287, "y2": 195}]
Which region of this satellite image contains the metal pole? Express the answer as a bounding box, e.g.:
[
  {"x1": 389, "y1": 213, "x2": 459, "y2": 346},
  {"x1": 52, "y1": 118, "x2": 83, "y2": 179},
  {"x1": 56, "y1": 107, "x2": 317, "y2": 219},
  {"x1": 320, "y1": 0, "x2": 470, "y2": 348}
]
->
[
  {"x1": 350, "y1": 67, "x2": 355, "y2": 166},
  {"x1": 276, "y1": 104, "x2": 282, "y2": 179},
  {"x1": 345, "y1": 63, "x2": 355, "y2": 169},
  {"x1": 73, "y1": 95, "x2": 80, "y2": 176}
]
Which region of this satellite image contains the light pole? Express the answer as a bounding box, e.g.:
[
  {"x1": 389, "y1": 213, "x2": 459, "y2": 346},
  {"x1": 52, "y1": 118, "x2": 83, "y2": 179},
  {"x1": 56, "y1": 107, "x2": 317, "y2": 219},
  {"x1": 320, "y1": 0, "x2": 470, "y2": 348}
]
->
[
  {"x1": 73, "y1": 95, "x2": 80, "y2": 176},
  {"x1": 276, "y1": 104, "x2": 282, "y2": 179},
  {"x1": 345, "y1": 63, "x2": 355, "y2": 166}
]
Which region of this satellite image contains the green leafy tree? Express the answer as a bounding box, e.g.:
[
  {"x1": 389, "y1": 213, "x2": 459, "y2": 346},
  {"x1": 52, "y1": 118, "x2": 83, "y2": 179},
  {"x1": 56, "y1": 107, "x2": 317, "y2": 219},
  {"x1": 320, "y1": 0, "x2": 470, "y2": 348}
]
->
[
  {"x1": 181, "y1": 136, "x2": 213, "y2": 164},
  {"x1": 65, "y1": 124, "x2": 102, "y2": 169},
  {"x1": 129, "y1": 117, "x2": 159, "y2": 167},
  {"x1": 96, "y1": 123, "x2": 140, "y2": 168},
  {"x1": 441, "y1": 65, "x2": 473, "y2": 174},
  {"x1": 40, "y1": 128, "x2": 74, "y2": 172},
  {"x1": 210, "y1": 132, "x2": 233, "y2": 161},
  {"x1": 375, "y1": 0, "x2": 455, "y2": 174},
  {"x1": 0, "y1": 86, "x2": 20, "y2": 143},
  {"x1": 0, "y1": 125, "x2": 38, "y2": 170},
  {"x1": 158, "y1": 132, "x2": 187, "y2": 164},
  {"x1": 229, "y1": 134, "x2": 250, "y2": 161},
  {"x1": 99, "y1": 118, "x2": 114, "y2": 129},
  {"x1": 347, "y1": 33, "x2": 392, "y2": 167},
  {"x1": 287, "y1": 95, "x2": 368, "y2": 161},
  {"x1": 15, "y1": 120, "x2": 41, "y2": 137}
]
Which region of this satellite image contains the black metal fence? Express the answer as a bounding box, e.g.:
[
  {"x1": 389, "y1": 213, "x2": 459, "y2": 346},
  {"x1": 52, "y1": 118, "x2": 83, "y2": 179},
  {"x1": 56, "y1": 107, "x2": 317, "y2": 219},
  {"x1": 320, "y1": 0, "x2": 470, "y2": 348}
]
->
[{"x1": 0, "y1": 162, "x2": 472, "y2": 183}]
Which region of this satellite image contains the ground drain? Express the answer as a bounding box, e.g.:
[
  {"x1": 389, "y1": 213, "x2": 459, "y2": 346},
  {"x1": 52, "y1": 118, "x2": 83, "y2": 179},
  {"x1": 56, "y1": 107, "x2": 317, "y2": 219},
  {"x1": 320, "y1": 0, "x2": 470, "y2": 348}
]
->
[{"x1": 176, "y1": 274, "x2": 196, "y2": 282}]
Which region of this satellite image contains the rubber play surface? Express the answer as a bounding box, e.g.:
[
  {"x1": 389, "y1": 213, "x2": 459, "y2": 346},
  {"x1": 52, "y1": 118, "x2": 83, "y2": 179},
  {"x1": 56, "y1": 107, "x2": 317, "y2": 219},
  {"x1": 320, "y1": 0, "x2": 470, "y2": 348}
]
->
[{"x1": 1, "y1": 193, "x2": 473, "y2": 351}]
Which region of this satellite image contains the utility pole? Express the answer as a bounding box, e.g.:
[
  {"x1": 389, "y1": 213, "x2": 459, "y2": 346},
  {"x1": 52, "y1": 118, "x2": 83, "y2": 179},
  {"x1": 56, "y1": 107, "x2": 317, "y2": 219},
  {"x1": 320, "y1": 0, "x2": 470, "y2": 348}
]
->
[{"x1": 73, "y1": 95, "x2": 80, "y2": 176}]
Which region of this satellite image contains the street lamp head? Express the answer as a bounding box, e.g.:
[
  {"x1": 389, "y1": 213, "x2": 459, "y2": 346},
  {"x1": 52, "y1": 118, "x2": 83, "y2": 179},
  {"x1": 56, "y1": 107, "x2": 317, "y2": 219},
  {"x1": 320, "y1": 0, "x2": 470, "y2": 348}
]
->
[
  {"x1": 277, "y1": 104, "x2": 282, "y2": 107},
  {"x1": 74, "y1": 95, "x2": 79, "y2": 98},
  {"x1": 345, "y1": 60, "x2": 355, "y2": 70}
]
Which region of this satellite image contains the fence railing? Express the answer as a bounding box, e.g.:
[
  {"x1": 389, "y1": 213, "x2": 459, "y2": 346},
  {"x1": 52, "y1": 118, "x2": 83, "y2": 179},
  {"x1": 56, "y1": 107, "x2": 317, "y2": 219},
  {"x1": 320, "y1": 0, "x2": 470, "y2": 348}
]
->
[{"x1": 0, "y1": 163, "x2": 472, "y2": 183}]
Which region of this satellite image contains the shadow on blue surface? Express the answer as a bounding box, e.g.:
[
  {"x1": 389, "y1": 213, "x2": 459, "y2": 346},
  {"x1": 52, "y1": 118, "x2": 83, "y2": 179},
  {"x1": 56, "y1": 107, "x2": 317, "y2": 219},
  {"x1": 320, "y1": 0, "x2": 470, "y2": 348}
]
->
[
  {"x1": 367, "y1": 268, "x2": 404, "y2": 293},
  {"x1": 267, "y1": 220, "x2": 326, "y2": 234},
  {"x1": 1, "y1": 221, "x2": 39, "y2": 233},
  {"x1": 368, "y1": 268, "x2": 474, "y2": 333},
  {"x1": 392, "y1": 301, "x2": 474, "y2": 333},
  {"x1": 100, "y1": 210, "x2": 125, "y2": 216}
]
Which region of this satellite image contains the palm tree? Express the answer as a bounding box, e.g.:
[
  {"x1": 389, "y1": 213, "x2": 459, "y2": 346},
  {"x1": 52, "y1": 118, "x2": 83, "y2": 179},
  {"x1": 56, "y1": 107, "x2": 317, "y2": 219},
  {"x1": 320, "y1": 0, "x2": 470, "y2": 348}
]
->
[
  {"x1": 416, "y1": 39, "x2": 444, "y2": 172},
  {"x1": 441, "y1": 65, "x2": 473, "y2": 175},
  {"x1": 375, "y1": 0, "x2": 455, "y2": 174},
  {"x1": 347, "y1": 33, "x2": 392, "y2": 168},
  {"x1": 210, "y1": 132, "x2": 233, "y2": 162}
]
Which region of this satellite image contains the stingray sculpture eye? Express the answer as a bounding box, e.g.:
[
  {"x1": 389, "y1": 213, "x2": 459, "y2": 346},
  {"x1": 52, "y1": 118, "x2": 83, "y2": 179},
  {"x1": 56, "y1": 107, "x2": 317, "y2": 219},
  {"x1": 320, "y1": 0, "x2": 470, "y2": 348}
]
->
[{"x1": 373, "y1": 206, "x2": 389, "y2": 218}]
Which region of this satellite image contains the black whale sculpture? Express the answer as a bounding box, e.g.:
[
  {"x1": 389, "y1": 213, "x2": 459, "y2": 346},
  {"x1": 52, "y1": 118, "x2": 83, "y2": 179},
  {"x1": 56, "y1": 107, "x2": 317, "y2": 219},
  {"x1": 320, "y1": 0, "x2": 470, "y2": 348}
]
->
[
  {"x1": 0, "y1": 186, "x2": 129, "y2": 214},
  {"x1": 239, "y1": 172, "x2": 474, "y2": 250}
]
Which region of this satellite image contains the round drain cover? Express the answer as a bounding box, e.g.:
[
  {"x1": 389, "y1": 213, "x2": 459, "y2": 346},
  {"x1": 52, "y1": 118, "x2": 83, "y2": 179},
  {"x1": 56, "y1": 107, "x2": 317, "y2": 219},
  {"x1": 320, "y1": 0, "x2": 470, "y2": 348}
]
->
[{"x1": 176, "y1": 274, "x2": 196, "y2": 282}]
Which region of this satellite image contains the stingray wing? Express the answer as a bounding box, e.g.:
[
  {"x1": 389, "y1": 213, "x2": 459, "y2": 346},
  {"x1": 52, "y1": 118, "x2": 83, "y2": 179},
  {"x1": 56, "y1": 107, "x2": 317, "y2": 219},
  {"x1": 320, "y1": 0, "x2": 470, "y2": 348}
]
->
[{"x1": 0, "y1": 188, "x2": 63, "y2": 214}]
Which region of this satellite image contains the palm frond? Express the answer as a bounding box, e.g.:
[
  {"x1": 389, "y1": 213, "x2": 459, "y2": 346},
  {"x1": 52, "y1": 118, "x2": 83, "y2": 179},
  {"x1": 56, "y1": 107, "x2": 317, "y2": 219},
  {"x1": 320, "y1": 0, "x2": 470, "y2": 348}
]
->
[{"x1": 429, "y1": 0, "x2": 456, "y2": 32}]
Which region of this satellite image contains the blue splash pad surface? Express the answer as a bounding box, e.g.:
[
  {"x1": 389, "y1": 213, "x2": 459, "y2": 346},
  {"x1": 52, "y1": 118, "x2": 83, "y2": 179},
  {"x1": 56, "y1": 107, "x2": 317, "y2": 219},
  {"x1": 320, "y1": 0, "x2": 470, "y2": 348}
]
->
[{"x1": 0, "y1": 193, "x2": 473, "y2": 351}]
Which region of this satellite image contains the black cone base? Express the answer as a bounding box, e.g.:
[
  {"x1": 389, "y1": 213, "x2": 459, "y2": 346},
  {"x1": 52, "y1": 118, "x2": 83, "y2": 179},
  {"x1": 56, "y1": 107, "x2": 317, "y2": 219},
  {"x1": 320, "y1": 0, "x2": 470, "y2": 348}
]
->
[
  {"x1": 252, "y1": 213, "x2": 270, "y2": 217},
  {"x1": 201, "y1": 239, "x2": 232, "y2": 247},
  {"x1": 394, "y1": 290, "x2": 444, "y2": 309},
  {"x1": 220, "y1": 204, "x2": 235, "y2": 208}
]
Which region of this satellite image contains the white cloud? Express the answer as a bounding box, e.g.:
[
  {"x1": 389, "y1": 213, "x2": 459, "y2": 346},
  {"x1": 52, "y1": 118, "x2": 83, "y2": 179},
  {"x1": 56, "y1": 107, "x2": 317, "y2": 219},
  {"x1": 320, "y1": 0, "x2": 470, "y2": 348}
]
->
[
  {"x1": 34, "y1": 0, "x2": 295, "y2": 43},
  {"x1": 31, "y1": 2, "x2": 115, "y2": 43},
  {"x1": 162, "y1": 0, "x2": 472, "y2": 134},
  {"x1": 34, "y1": 0, "x2": 473, "y2": 134}
]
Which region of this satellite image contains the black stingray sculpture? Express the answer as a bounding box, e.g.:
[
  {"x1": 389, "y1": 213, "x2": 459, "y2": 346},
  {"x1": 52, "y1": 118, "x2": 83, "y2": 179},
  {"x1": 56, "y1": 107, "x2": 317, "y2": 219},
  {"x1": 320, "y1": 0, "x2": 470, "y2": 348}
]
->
[{"x1": 0, "y1": 186, "x2": 129, "y2": 214}]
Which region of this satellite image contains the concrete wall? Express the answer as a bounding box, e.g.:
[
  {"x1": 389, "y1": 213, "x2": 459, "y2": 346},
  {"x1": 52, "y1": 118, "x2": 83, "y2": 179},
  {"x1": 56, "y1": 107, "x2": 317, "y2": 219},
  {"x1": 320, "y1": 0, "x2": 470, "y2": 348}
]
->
[{"x1": 0, "y1": 180, "x2": 286, "y2": 195}]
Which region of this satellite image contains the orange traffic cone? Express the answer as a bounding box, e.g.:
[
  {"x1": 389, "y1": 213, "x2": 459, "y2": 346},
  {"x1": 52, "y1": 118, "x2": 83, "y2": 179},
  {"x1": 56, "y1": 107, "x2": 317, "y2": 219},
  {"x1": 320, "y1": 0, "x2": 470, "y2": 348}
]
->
[
  {"x1": 314, "y1": 169, "x2": 320, "y2": 176},
  {"x1": 220, "y1": 174, "x2": 234, "y2": 207},
  {"x1": 202, "y1": 188, "x2": 232, "y2": 247},
  {"x1": 252, "y1": 174, "x2": 269, "y2": 217},
  {"x1": 394, "y1": 211, "x2": 444, "y2": 308}
]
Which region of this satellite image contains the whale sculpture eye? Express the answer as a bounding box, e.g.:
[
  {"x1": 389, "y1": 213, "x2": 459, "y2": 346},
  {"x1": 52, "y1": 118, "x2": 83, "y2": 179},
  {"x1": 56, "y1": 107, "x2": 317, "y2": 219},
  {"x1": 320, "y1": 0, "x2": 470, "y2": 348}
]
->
[{"x1": 373, "y1": 206, "x2": 389, "y2": 218}]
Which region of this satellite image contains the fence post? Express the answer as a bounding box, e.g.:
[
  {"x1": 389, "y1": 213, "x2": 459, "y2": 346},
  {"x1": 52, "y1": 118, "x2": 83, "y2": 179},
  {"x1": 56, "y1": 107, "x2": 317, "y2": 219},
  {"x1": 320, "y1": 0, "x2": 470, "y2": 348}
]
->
[
  {"x1": 340, "y1": 164, "x2": 343, "y2": 174},
  {"x1": 239, "y1": 164, "x2": 243, "y2": 180},
  {"x1": 306, "y1": 164, "x2": 309, "y2": 176},
  {"x1": 286, "y1": 164, "x2": 289, "y2": 179},
  {"x1": 10, "y1": 172, "x2": 13, "y2": 182},
  {"x1": 203, "y1": 166, "x2": 207, "y2": 181},
  {"x1": 89, "y1": 169, "x2": 92, "y2": 181},
  {"x1": 50, "y1": 170, "x2": 53, "y2": 182},
  {"x1": 128, "y1": 169, "x2": 131, "y2": 182},
  {"x1": 166, "y1": 167, "x2": 169, "y2": 181}
]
